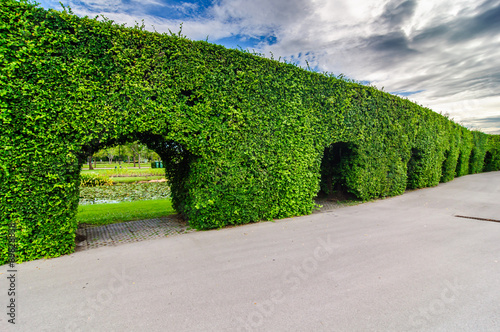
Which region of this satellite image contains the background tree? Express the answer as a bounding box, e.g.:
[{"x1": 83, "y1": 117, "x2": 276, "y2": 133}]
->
[
  {"x1": 87, "y1": 155, "x2": 94, "y2": 170},
  {"x1": 104, "y1": 146, "x2": 118, "y2": 164},
  {"x1": 127, "y1": 142, "x2": 148, "y2": 168}
]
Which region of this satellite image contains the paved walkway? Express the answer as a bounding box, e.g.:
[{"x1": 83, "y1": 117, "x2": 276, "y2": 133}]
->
[
  {"x1": 76, "y1": 215, "x2": 195, "y2": 251},
  {"x1": 75, "y1": 199, "x2": 351, "y2": 251},
  {"x1": 3, "y1": 172, "x2": 500, "y2": 332}
]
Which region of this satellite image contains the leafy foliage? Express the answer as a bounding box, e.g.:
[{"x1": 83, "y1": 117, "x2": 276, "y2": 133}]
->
[
  {"x1": 79, "y1": 173, "x2": 113, "y2": 187},
  {"x1": 1, "y1": 0, "x2": 499, "y2": 264}
]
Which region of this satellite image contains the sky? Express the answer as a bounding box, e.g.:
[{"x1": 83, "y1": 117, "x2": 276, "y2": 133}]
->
[{"x1": 35, "y1": 0, "x2": 500, "y2": 134}]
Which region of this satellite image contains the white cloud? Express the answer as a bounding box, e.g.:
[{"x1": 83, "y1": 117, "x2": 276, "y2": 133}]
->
[{"x1": 257, "y1": 0, "x2": 500, "y2": 133}]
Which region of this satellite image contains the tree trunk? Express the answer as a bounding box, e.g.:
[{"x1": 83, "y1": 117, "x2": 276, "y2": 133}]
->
[
  {"x1": 88, "y1": 156, "x2": 93, "y2": 170},
  {"x1": 133, "y1": 156, "x2": 136, "y2": 167},
  {"x1": 138, "y1": 154, "x2": 141, "y2": 169},
  {"x1": 94, "y1": 157, "x2": 97, "y2": 169}
]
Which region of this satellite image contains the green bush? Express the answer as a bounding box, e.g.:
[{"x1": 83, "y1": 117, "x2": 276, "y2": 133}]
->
[
  {"x1": 79, "y1": 173, "x2": 113, "y2": 187},
  {"x1": 1, "y1": 0, "x2": 499, "y2": 264}
]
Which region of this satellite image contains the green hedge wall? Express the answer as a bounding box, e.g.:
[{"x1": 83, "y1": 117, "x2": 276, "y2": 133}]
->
[{"x1": 1, "y1": 0, "x2": 499, "y2": 264}]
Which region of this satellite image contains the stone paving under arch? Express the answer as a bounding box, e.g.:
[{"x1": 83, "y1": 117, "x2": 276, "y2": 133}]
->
[{"x1": 75, "y1": 198, "x2": 350, "y2": 251}]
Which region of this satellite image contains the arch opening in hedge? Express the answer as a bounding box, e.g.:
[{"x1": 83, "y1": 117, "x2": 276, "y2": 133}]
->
[
  {"x1": 77, "y1": 132, "x2": 194, "y2": 214},
  {"x1": 483, "y1": 151, "x2": 493, "y2": 171},
  {"x1": 76, "y1": 129, "x2": 200, "y2": 226},
  {"x1": 318, "y1": 142, "x2": 357, "y2": 200}
]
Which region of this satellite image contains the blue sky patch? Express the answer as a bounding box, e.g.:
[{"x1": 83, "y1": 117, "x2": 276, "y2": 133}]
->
[{"x1": 391, "y1": 90, "x2": 425, "y2": 97}]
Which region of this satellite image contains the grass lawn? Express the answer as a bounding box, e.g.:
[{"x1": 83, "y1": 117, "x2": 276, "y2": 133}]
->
[
  {"x1": 112, "y1": 176, "x2": 164, "y2": 184},
  {"x1": 77, "y1": 198, "x2": 176, "y2": 226},
  {"x1": 81, "y1": 168, "x2": 165, "y2": 177}
]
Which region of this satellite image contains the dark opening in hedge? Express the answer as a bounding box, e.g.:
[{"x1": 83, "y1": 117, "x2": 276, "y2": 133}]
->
[
  {"x1": 483, "y1": 151, "x2": 493, "y2": 171},
  {"x1": 319, "y1": 142, "x2": 355, "y2": 200},
  {"x1": 406, "y1": 148, "x2": 424, "y2": 189}
]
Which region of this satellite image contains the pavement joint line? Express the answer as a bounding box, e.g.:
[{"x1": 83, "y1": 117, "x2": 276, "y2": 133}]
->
[{"x1": 454, "y1": 215, "x2": 500, "y2": 223}]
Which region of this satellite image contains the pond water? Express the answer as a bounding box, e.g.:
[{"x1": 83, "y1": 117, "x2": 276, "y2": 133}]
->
[
  {"x1": 79, "y1": 199, "x2": 127, "y2": 205},
  {"x1": 79, "y1": 182, "x2": 171, "y2": 205}
]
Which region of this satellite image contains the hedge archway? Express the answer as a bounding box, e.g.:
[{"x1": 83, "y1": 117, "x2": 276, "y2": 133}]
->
[{"x1": 1, "y1": 0, "x2": 500, "y2": 264}]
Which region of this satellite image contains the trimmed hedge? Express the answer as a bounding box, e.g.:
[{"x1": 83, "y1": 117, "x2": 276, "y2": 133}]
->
[{"x1": 1, "y1": 0, "x2": 499, "y2": 264}]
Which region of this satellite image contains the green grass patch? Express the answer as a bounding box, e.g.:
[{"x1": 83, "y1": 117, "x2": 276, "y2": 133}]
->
[
  {"x1": 112, "y1": 176, "x2": 164, "y2": 184},
  {"x1": 82, "y1": 162, "x2": 151, "y2": 169},
  {"x1": 81, "y1": 168, "x2": 164, "y2": 177},
  {"x1": 77, "y1": 198, "x2": 176, "y2": 226}
]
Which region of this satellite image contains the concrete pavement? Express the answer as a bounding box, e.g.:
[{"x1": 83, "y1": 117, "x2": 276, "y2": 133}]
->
[{"x1": 1, "y1": 171, "x2": 500, "y2": 331}]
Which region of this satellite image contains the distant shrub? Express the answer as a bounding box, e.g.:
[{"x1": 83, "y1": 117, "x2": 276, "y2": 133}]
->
[{"x1": 80, "y1": 174, "x2": 113, "y2": 187}]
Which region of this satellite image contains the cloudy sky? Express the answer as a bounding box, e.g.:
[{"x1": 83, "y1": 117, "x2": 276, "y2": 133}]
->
[{"x1": 36, "y1": 0, "x2": 500, "y2": 134}]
